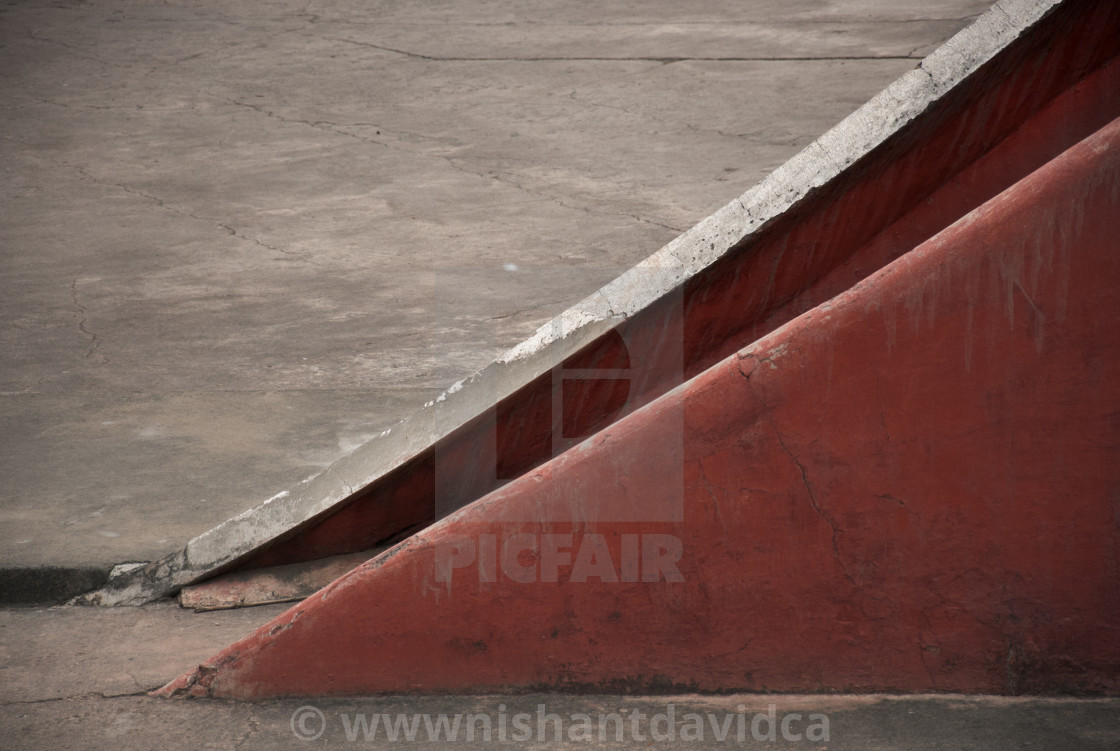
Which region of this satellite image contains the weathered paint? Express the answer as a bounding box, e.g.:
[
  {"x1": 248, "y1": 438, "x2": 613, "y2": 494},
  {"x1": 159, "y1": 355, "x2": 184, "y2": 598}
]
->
[{"x1": 159, "y1": 115, "x2": 1120, "y2": 698}]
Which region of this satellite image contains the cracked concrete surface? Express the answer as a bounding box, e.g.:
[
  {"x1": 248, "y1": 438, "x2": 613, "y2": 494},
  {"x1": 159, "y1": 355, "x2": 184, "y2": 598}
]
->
[
  {"x1": 739, "y1": 349, "x2": 864, "y2": 599},
  {"x1": 0, "y1": 601, "x2": 291, "y2": 704},
  {"x1": 1, "y1": 0, "x2": 990, "y2": 573}
]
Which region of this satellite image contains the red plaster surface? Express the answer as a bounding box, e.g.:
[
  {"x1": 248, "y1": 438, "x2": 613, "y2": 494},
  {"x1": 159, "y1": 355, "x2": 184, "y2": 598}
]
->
[{"x1": 162, "y1": 114, "x2": 1120, "y2": 698}]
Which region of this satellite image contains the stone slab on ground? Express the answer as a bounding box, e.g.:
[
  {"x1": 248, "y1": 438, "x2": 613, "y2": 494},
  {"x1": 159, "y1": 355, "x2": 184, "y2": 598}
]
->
[{"x1": 177, "y1": 549, "x2": 382, "y2": 611}]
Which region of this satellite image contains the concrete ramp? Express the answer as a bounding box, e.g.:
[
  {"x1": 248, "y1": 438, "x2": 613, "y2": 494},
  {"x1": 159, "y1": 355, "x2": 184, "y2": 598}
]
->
[
  {"x1": 87, "y1": 0, "x2": 1120, "y2": 611},
  {"x1": 161, "y1": 110, "x2": 1120, "y2": 696}
]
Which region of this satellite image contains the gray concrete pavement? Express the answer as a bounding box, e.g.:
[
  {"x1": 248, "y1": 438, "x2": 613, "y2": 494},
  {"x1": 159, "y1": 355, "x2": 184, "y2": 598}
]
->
[
  {"x1": 2, "y1": 603, "x2": 1118, "y2": 750},
  {"x1": 8, "y1": 693, "x2": 1120, "y2": 750},
  {"x1": 0, "y1": 601, "x2": 291, "y2": 704},
  {"x1": 1, "y1": 0, "x2": 992, "y2": 575}
]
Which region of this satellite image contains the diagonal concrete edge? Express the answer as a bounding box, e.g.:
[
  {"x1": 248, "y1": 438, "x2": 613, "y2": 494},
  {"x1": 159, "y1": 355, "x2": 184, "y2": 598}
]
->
[
  {"x1": 80, "y1": 0, "x2": 1064, "y2": 606},
  {"x1": 158, "y1": 114, "x2": 1120, "y2": 697}
]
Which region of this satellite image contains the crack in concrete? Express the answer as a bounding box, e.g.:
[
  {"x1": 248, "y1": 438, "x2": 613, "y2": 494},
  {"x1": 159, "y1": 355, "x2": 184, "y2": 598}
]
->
[
  {"x1": 918, "y1": 643, "x2": 940, "y2": 687},
  {"x1": 233, "y1": 713, "x2": 262, "y2": 749},
  {"x1": 694, "y1": 458, "x2": 727, "y2": 531},
  {"x1": 906, "y1": 41, "x2": 935, "y2": 58},
  {"x1": 21, "y1": 96, "x2": 118, "y2": 111},
  {"x1": 566, "y1": 87, "x2": 799, "y2": 147},
  {"x1": 331, "y1": 16, "x2": 982, "y2": 28},
  {"x1": 46, "y1": 90, "x2": 616, "y2": 263},
  {"x1": 215, "y1": 92, "x2": 684, "y2": 235},
  {"x1": 218, "y1": 95, "x2": 396, "y2": 149},
  {"x1": 215, "y1": 223, "x2": 287, "y2": 255},
  {"x1": 326, "y1": 465, "x2": 355, "y2": 495},
  {"x1": 739, "y1": 353, "x2": 919, "y2": 626},
  {"x1": 24, "y1": 31, "x2": 108, "y2": 63},
  {"x1": 875, "y1": 493, "x2": 905, "y2": 507},
  {"x1": 1005, "y1": 640, "x2": 1018, "y2": 695},
  {"x1": 773, "y1": 422, "x2": 852, "y2": 582},
  {"x1": 50, "y1": 158, "x2": 304, "y2": 259},
  {"x1": 991, "y1": 4, "x2": 1015, "y2": 25},
  {"x1": 875, "y1": 493, "x2": 920, "y2": 519},
  {"x1": 220, "y1": 95, "x2": 450, "y2": 151},
  {"x1": 0, "y1": 687, "x2": 155, "y2": 706},
  {"x1": 442, "y1": 155, "x2": 684, "y2": 233},
  {"x1": 322, "y1": 37, "x2": 921, "y2": 62},
  {"x1": 296, "y1": 0, "x2": 320, "y2": 26},
  {"x1": 125, "y1": 671, "x2": 148, "y2": 694},
  {"x1": 739, "y1": 355, "x2": 859, "y2": 592},
  {"x1": 70, "y1": 277, "x2": 101, "y2": 361},
  {"x1": 489, "y1": 307, "x2": 532, "y2": 321},
  {"x1": 173, "y1": 51, "x2": 206, "y2": 64}
]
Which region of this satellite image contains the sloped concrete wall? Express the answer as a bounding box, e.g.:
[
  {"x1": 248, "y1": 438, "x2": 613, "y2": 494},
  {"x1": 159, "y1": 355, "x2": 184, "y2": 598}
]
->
[{"x1": 162, "y1": 113, "x2": 1120, "y2": 698}]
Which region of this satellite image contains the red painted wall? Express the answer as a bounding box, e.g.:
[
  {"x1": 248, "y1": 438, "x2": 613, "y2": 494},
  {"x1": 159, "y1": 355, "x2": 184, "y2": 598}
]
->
[{"x1": 164, "y1": 114, "x2": 1120, "y2": 698}]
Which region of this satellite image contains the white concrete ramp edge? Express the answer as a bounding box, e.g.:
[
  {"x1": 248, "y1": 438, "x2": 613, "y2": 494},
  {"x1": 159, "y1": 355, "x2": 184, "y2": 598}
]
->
[{"x1": 81, "y1": 0, "x2": 1059, "y2": 606}]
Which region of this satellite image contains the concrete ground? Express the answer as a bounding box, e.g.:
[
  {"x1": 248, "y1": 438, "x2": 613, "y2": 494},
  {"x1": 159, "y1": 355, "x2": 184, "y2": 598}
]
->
[
  {"x1": 8, "y1": 0, "x2": 1117, "y2": 748},
  {"x1": 2, "y1": 602, "x2": 1119, "y2": 750},
  {"x1": 1, "y1": 0, "x2": 993, "y2": 575}
]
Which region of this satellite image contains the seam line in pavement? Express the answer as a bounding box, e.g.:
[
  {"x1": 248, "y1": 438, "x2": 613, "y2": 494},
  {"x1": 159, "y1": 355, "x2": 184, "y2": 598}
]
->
[{"x1": 325, "y1": 39, "x2": 926, "y2": 63}]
